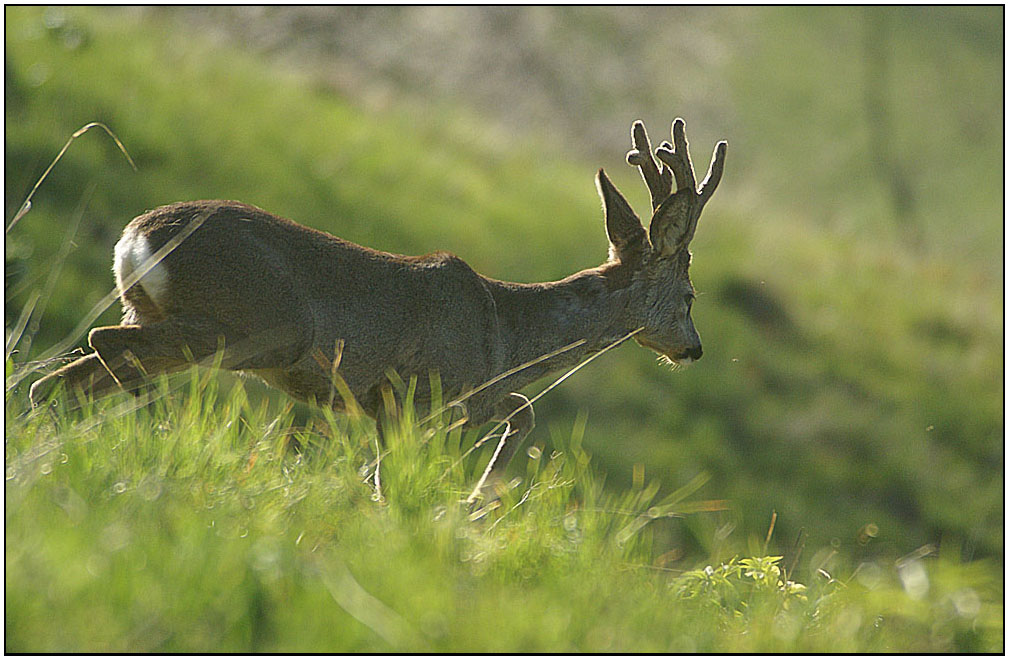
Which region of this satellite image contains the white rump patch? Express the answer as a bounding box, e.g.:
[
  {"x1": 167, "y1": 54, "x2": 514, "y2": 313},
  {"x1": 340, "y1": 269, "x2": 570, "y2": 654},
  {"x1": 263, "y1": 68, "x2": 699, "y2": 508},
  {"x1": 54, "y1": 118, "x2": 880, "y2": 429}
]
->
[{"x1": 114, "y1": 226, "x2": 169, "y2": 307}]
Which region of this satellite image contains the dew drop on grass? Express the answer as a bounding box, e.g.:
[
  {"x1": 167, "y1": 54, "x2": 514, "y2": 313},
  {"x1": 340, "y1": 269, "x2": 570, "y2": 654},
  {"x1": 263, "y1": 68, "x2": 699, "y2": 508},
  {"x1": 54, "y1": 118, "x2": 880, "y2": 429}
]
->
[
  {"x1": 40, "y1": 463, "x2": 52, "y2": 475},
  {"x1": 897, "y1": 559, "x2": 929, "y2": 600},
  {"x1": 563, "y1": 513, "x2": 578, "y2": 532},
  {"x1": 855, "y1": 561, "x2": 883, "y2": 590},
  {"x1": 772, "y1": 611, "x2": 801, "y2": 642},
  {"x1": 251, "y1": 538, "x2": 280, "y2": 573},
  {"x1": 85, "y1": 553, "x2": 107, "y2": 578},
  {"x1": 952, "y1": 588, "x2": 981, "y2": 618},
  {"x1": 672, "y1": 635, "x2": 697, "y2": 653},
  {"x1": 112, "y1": 481, "x2": 127, "y2": 494},
  {"x1": 101, "y1": 522, "x2": 131, "y2": 552},
  {"x1": 526, "y1": 446, "x2": 542, "y2": 460},
  {"x1": 138, "y1": 479, "x2": 163, "y2": 501},
  {"x1": 42, "y1": 7, "x2": 66, "y2": 29}
]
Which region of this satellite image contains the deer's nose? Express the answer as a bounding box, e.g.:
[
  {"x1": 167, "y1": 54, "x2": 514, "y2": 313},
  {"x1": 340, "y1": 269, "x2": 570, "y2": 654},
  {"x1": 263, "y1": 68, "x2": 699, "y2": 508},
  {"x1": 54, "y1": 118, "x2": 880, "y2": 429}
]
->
[{"x1": 685, "y1": 345, "x2": 702, "y2": 361}]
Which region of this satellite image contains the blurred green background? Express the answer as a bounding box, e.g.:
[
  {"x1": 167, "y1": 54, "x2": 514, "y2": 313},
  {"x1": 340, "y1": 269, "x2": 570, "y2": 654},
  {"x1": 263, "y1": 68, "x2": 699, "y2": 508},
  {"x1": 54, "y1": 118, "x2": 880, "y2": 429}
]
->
[{"x1": 5, "y1": 6, "x2": 1003, "y2": 560}]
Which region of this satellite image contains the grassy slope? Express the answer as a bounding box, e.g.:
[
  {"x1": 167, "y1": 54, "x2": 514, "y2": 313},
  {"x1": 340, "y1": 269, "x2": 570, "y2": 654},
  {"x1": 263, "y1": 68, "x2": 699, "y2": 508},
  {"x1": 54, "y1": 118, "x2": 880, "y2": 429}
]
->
[
  {"x1": 5, "y1": 380, "x2": 1003, "y2": 652},
  {"x1": 4, "y1": 7, "x2": 1004, "y2": 650}
]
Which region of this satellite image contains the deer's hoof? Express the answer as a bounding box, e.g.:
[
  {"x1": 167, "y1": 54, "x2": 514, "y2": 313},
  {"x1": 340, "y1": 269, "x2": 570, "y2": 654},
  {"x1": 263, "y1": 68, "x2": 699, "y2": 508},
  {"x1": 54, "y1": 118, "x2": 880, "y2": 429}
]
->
[{"x1": 29, "y1": 374, "x2": 60, "y2": 408}]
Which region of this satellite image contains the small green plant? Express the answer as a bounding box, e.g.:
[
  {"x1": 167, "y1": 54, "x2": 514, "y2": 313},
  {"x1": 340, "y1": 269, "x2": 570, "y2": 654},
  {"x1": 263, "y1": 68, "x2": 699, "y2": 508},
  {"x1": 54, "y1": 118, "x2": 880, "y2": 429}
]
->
[{"x1": 674, "y1": 555, "x2": 808, "y2": 614}]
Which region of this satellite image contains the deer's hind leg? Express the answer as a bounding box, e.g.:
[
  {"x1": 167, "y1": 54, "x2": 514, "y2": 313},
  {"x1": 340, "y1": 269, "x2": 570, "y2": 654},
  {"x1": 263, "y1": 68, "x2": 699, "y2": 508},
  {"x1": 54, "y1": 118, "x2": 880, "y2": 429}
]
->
[
  {"x1": 84, "y1": 315, "x2": 308, "y2": 394},
  {"x1": 29, "y1": 352, "x2": 122, "y2": 407}
]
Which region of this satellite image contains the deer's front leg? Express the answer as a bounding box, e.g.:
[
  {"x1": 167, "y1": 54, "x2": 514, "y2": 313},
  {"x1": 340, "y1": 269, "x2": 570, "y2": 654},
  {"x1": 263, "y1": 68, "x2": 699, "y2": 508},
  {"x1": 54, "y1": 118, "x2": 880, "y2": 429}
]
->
[
  {"x1": 489, "y1": 392, "x2": 535, "y2": 472},
  {"x1": 466, "y1": 392, "x2": 535, "y2": 504}
]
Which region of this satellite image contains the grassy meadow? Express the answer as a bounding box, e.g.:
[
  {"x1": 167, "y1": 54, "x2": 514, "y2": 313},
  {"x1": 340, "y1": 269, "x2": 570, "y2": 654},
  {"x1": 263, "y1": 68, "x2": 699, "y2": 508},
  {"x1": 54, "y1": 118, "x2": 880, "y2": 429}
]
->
[{"x1": 5, "y1": 6, "x2": 1003, "y2": 652}]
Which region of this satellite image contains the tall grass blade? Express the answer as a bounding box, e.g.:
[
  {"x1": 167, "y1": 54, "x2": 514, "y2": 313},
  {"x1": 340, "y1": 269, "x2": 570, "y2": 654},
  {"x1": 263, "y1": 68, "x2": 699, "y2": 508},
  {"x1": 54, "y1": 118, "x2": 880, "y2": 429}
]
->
[{"x1": 6, "y1": 122, "x2": 137, "y2": 233}]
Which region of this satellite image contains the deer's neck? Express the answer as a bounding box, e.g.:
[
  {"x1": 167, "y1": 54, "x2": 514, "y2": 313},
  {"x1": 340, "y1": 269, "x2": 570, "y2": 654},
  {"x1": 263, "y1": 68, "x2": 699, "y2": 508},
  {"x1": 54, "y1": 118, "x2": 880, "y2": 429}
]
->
[{"x1": 484, "y1": 265, "x2": 634, "y2": 389}]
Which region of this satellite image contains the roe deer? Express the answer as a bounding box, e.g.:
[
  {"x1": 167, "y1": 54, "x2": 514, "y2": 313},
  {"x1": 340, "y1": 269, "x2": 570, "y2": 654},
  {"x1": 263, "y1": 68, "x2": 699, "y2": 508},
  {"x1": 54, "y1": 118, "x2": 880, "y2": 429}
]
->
[{"x1": 29, "y1": 118, "x2": 726, "y2": 476}]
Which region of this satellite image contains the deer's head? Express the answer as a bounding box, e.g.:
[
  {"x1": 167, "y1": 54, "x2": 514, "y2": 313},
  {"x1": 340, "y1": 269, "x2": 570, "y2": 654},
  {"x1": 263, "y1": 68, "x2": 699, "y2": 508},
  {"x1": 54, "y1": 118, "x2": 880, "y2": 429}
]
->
[{"x1": 597, "y1": 118, "x2": 726, "y2": 365}]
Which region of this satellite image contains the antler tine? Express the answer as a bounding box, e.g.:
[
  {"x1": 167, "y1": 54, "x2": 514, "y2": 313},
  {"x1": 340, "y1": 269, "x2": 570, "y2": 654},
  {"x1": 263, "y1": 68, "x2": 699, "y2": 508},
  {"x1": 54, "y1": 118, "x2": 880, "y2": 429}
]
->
[
  {"x1": 643, "y1": 117, "x2": 727, "y2": 256},
  {"x1": 655, "y1": 118, "x2": 697, "y2": 193},
  {"x1": 625, "y1": 120, "x2": 672, "y2": 211},
  {"x1": 698, "y1": 140, "x2": 728, "y2": 207}
]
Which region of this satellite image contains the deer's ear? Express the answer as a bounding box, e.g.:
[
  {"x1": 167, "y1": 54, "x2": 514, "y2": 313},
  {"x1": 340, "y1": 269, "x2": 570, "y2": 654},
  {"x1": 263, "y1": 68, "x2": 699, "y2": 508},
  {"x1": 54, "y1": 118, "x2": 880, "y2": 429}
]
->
[
  {"x1": 648, "y1": 190, "x2": 693, "y2": 257},
  {"x1": 596, "y1": 169, "x2": 647, "y2": 263}
]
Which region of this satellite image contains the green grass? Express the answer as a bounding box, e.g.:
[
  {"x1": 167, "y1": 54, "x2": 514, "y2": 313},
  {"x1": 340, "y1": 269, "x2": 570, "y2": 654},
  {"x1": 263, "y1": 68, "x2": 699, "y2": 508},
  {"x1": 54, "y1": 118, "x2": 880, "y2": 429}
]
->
[
  {"x1": 6, "y1": 377, "x2": 1002, "y2": 652},
  {"x1": 4, "y1": 6, "x2": 1003, "y2": 651}
]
